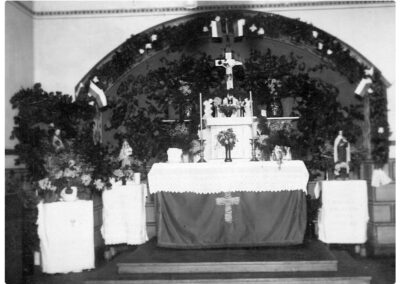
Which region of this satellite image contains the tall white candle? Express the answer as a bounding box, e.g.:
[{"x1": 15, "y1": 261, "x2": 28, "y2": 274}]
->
[
  {"x1": 249, "y1": 91, "x2": 253, "y2": 117},
  {"x1": 199, "y1": 93, "x2": 203, "y2": 140}
]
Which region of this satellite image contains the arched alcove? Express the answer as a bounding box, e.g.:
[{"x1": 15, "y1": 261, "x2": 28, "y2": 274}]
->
[{"x1": 76, "y1": 10, "x2": 390, "y2": 170}]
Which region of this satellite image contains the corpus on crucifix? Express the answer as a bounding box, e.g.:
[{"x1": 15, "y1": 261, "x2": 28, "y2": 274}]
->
[{"x1": 215, "y1": 49, "x2": 242, "y2": 90}]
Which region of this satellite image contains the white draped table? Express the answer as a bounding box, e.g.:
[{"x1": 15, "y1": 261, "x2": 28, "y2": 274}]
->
[
  {"x1": 101, "y1": 181, "x2": 148, "y2": 245},
  {"x1": 37, "y1": 200, "x2": 95, "y2": 274},
  {"x1": 315, "y1": 180, "x2": 369, "y2": 244},
  {"x1": 148, "y1": 160, "x2": 309, "y2": 194},
  {"x1": 148, "y1": 161, "x2": 309, "y2": 248}
]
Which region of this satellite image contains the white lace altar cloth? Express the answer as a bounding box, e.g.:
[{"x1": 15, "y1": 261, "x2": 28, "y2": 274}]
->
[
  {"x1": 316, "y1": 180, "x2": 369, "y2": 244},
  {"x1": 101, "y1": 181, "x2": 148, "y2": 245},
  {"x1": 37, "y1": 200, "x2": 95, "y2": 274},
  {"x1": 148, "y1": 160, "x2": 309, "y2": 194}
]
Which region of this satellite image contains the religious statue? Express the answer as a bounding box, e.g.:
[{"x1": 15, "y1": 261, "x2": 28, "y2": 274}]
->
[
  {"x1": 52, "y1": 128, "x2": 65, "y2": 152},
  {"x1": 118, "y1": 139, "x2": 133, "y2": 168},
  {"x1": 203, "y1": 99, "x2": 213, "y2": 119},
  {"x1": 333, "y1": 130, "x2": 350, "y2": 178},
  {"x1": 222, "y1": 92, "x2": 238, "y2": 106}
]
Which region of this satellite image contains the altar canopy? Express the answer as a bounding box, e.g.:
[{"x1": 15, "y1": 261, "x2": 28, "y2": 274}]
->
[{"x1": 148, "y1": 161, "x2": 309, "y2": 248}]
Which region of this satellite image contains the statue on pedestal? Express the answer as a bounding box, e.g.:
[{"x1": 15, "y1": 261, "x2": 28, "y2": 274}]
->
[
  {"x1": 333, "y1": 130, "x2": 350, "y2": 178},
  {"x1": 244, "y1": 98, "x2": 252, "y2": 117}
]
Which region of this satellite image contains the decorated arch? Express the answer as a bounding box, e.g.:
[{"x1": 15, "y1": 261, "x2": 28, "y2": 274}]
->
[{"x1": 74, "y1": 10, "x2": 389, "y2": 176}]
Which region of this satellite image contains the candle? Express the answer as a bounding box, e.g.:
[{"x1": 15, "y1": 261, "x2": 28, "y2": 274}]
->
[
  {"x1": 249, "y1": 91, "x2": 253, "y2": 117},
  {"x1": 250, "y1": 91, "x2": 256, "y2": 138},
  {"x1": 199, "y1": 93, "x2": 203, "y2": 140}
]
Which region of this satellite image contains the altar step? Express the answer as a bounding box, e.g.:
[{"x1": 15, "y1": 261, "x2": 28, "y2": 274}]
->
[{"x1": 85, "y1": 238, "x2": 372, "y2": 284}]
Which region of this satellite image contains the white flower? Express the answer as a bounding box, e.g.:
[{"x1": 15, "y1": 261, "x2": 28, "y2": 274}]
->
[
  {"x1": 94, "y1": 179, "x2": 105, "y2": 191},
  {"x1": 151, "y1": 34, "x2": 158, "y2": 41},
  {"x1": 81, "y1": 174, "x2": 92, "y2": 186},
  {"x1": 38, "y1": 178, "x2": 50, "y2": 190},
  {"x1": 139, "y1": 49, "x2": 145, "y2": 54},
  {"x1": 378, "y1": 127, "x2": 384, "y2": 134},
  {"x1": 113, "y1": 169, "x2": 124, "y2": 178},
  {"x1": 64, "y1": 168, "x2": 77, "y2": 178},
  {"x1": 54, "y1": 170, "x2": 63, "y2": 179}
]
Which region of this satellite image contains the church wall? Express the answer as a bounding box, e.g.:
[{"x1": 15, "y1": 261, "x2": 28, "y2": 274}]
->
[
  {"x1": 5, "y1": 2, "x2": 34, "y2": 168},
  {"x1": 5, "y1": 3, "x2": 395, "y2": 158}
]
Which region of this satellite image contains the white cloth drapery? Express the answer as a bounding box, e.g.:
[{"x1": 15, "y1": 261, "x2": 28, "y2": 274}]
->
[
  {"x1": 37, "y1": 200, "x2": 95, "y2": 274},
  {"x1": 101, "y1": 181, "x2": 148, "y2": 245},
  {"x1": 148, "y1": 160, "x2": 309, "y2": 194},
  {"x1": 316, "y1": 180, "x2": 369, "y2": 244}
]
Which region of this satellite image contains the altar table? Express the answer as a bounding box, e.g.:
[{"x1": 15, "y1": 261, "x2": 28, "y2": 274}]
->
[
  {"x1": 315, "y1": 180, "x2": 369, "y2": 244},
  {"x1": 148, "y1": 161, "x2": 309, "y2": 248},
  {"x1": 37, "y1": 200, "x2": 95, "y2": 273}
]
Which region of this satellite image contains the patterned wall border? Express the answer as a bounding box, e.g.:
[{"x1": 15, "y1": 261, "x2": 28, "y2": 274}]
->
[{"x1": 14, "y1": 1, "x2": 394, "y2": 17}]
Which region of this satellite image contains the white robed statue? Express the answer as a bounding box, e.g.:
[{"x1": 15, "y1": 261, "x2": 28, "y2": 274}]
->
[
  {"x1": 119, "y1": 139, "x2": 133, "y2": 168},
  {"x1": 333, "y1": 130, "x2": 350, "y2": 176}
]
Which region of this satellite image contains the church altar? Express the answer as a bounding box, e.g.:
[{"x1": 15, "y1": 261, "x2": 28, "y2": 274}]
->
[{"x1": 148, "y1": 160, "x2": 309, "y2": 248}]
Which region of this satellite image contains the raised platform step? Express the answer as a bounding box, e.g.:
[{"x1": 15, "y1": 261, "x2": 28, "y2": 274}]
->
[
  {"x1": 86, "y1": 276, "x2": 371, "y2": 284},
  {"x1": 116, "y1": 238, "x2": 337, "y2": 274}
]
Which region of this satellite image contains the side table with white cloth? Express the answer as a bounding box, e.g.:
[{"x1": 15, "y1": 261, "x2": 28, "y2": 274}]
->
[
  {"x1": 149, "y1": 160, "x2": 309, "y2": 248},
  {"x1": 315, "y1": 180, "x2": 369, "y2": 247},
  {"x1": 37, "y1": 200, "x2": 95, "y2": 274},
  {"x1": 101, "y1": 181, "x2": 148, "y2": 246}
]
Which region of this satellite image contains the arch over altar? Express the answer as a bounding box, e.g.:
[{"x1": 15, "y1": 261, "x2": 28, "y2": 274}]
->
[{"x1": 73, "y1": 10, "x2": 390, "y2": 176}]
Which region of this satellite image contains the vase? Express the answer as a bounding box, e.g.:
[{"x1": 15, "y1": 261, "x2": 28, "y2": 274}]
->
[
  {"x1": 224, "y1": 145, "x2": 232, "y2": 162},
  {"x1": 180, "y1": 99, "x2": 193, "y2": 120},
  {"x1": 225, "y1": 109, "x2": 233, "y2": 117},
  {"x1": 268, "y1": 95, "x2": 283, "y2": 117}
]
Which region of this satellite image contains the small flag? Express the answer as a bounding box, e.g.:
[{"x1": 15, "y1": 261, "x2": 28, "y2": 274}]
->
[
  {"x1": 145, "y1": 43, "x2": 152, "y2": 49},
  {"x1": 354, "y1": 78, "x2": 372, "y2": 97},
  {"x1": 92, "y1": 76, "x2": 99, "y2": 83},
  {"x1": 151, "y1": 34, "x2": 158, "y2": 41},
  {"x1": 312, "y1": 30, "x2": 318, "y2": 38},
  {"x1": 210, "y1": 20, "x2": 222, "y2": 38},
  {"x1": 233, "y1": 19, "x2": 246, "y2": 38},
  {"x1": 139, "y1": 48, "x2": 145, "y2": 54},
  {"x1": 327, "y1": 49, "x2": 333, "y2": 55},
  {"x1": 249, "y1": 24, "x2": 257, "y2": 32},
  {"x1": 203, "y1": 26, "x2": 209, "y2": 32},
  {"x1": 257, "y1": 27, "x2": 265, "y2": 35},
  {"x1": 318, "y1": 42, "x2": 323, "y2": 50},
  {"x1": 88, "y1": 81, "x2": 107, "y2": 107}
]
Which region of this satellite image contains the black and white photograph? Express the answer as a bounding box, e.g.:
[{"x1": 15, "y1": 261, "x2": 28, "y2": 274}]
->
[{"x1": 4, "y1": 1, "x2": 396, "y2": 283}]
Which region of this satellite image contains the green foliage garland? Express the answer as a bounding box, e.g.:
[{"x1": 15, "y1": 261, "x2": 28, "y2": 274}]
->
[{"x1": 80, "y1": 10, "x2": 388, "y2": 166}]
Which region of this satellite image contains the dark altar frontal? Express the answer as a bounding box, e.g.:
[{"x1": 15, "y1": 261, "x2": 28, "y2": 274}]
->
[{"x1": 148, "y1": 161, "x2": 309, "y2": 248}]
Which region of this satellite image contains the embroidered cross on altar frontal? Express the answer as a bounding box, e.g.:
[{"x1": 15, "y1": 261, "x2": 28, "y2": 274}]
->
[{"x1": 216, "y1": 192, "x2": 240, "y2": 223}]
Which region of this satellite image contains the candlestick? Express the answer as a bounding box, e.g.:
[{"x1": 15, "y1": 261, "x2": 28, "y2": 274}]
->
[
  {"x1": 250, "y1": 138, "x2": 259, "y2": 161},
  {"x1": 199, "y1": 93, "x2": 203, "y2": 141},
  {"x1": 198, "y1": 139, "x2": 207, "y2": 163}
]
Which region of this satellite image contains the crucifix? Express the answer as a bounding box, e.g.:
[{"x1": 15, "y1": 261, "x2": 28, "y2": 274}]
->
[
  {"x1": 216, "y1": 192, "x2": 240, "y2": 223},
  {"x1": 215, "y1": 51, "x2": 242, "y2": 90}
]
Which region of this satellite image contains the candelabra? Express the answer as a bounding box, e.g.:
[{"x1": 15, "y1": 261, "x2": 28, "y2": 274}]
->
[
  {"x1": 198, "y1": 139, "x2": 207, "y2": 163},
  {"x1": 250, "y1": 138, "x2": 259, "y2": 162}
]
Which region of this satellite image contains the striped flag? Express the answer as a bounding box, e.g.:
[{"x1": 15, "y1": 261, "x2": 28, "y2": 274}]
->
[
  {"x1": 88, "y1": 81, "x2": 107, "y2": 107},
  {"x1": 354, "y1": 78, "x2": 372, "y2": 97},
  {"x1": 233, "y1": 19, "x2": 246, "y2": 41}
]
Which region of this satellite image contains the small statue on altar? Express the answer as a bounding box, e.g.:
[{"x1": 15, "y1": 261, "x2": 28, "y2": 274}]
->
[
  {"x1": 119, "y1": 139, "x2": 133, "y2": 168},
  {"x1": 203, "y1": 99, "x2": 213, "y2": 119},
  {"x1": 223, "y1": 91, "x2": 238, "y2": 106},
  {"x1": 333, "y1": 130, "x2": 350, "y2": 179},
  {"x1": 244, "y1": 98, "x2": 252, "y2": 117},
  {"x1": 52, "y1": 128, "x2": 65, "y2": 152}
]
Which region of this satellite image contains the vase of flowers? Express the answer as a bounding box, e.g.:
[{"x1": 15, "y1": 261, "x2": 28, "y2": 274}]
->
[
  {"x1": 217, "y1": 128, "x2": 237, "y2": 162},
  {"x1": 219, "y1": 105, "x2": 237, "y2": 117}
]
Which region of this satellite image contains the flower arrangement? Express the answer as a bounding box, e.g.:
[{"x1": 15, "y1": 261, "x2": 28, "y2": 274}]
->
[
  {"x1": 167, "y1": 122, "x2": 194, "y2": 151},
  {"x1": 37, "y1": 150, "x2": 106, "y2": 203},
  {"x1": 217, "y1": 128, "x2": 237, "y2": 148},
  {"x1": 218, "y1": 104, "x2": 237, "y2": 117}
]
